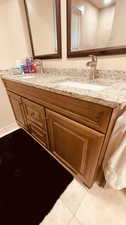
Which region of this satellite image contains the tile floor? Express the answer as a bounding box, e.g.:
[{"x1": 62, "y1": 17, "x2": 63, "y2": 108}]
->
[
  {"x1": 1, "y1": 124, "x2": 126, "y2": 225},
  {"x1": 40, "y1": 178, "x2": 126, "y2": 225}
]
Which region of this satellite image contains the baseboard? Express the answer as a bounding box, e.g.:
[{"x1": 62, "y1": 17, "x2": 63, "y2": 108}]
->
[{"x1": 0, "y1": 122, "x2": 20, "y2": 138}]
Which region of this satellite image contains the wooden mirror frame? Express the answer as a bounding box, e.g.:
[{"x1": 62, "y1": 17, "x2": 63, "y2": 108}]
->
[
  {"x1": 24, "y1": 0, "x2": 62, "y2": 59},
  {"x1": 67, "y1": 0, "x2": 126, "y2": 58}
]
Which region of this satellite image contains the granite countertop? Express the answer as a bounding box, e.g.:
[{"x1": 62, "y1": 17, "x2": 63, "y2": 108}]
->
[{"x1": 2, "y1": 70, "x2": 126, "y2": 109}]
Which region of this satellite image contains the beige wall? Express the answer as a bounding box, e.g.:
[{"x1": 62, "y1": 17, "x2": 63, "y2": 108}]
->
[
  {"x1": 0, "y1": 0, "x2": 31, "y2": 69},
  {"x1": 71, "y1": 0, "x2": 99, "y2": 50},
  {"x1": 0, "y1": 0, "x2": 30, "y2": 130},
  {"x1": 0, "y1": 0, "x2": 22, "y2": 130},
  {"x1": 0, "y1": 0, "x2": 126, "y2": 71},
  {"x1": 97, "y1": 5, "x2": 115, "y2": 48},
  {"x1": 1, "y1": 0, "x2": 126, "y2": 130},
  {"x1": 80, "y1": 1, "x2": 99, "y2": 49},
  {"x1": 0, "y1": 78, "x2": 15, "y2": 129},
  {"x1": 109, "y1": 0, "x2": 126, "y2": 47}
]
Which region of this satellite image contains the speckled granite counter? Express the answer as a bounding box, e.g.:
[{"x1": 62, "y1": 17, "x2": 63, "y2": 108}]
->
[{"x1": 2, "y1": 70, "x2": 126, "y2": 109}]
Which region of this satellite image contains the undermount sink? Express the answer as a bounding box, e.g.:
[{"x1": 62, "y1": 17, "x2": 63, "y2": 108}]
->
[{"x1": 57, "y1": 81, "x2": 108, "y2": 91}]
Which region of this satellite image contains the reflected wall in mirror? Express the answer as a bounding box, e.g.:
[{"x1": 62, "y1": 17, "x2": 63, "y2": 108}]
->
[
  {"x1": 67, "y1": 0, "x2": 126, "y2": 57},
  {"x1": 24, "y1": 0, "x2": 62, "y2": 59}
]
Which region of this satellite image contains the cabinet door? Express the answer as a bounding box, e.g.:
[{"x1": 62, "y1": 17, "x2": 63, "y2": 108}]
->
[
  {"x1": 8, "y1": 91, "x2": 26, "y2": 127},
  {"x1": 46, "y1": 109, "x2": 104, "y2": 186}
]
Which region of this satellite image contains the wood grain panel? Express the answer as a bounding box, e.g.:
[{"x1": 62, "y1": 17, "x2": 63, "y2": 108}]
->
[{"x1": 3, "y1": 79, "x2": 119, "y2": 188}]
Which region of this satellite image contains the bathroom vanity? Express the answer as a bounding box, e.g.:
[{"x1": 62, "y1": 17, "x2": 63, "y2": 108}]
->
[{"x1": 2, "y1": 73, "x2": 125, "y2": 188}]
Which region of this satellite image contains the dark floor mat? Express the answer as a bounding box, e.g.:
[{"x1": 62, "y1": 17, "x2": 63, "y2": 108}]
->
[{"x1": 0, "y1": 129, "x2": 73, "y2": 225}]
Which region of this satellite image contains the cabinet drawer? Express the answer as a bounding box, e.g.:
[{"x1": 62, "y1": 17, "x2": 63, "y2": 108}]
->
[
  {"x1": 28, "y1": 121, "x2": 47, "y2": 147},
  {"x1": 23, "y1": 98, "x2": 46, "y2": 129}
]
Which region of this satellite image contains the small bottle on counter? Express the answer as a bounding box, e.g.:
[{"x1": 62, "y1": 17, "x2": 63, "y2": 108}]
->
[
  {"x1": 24, "y1": 64, "x2": 29, "y2": 73},
  {"x1": 30, "y1": 57, "x2": 37, "y2": 73},
  {"x1": 20, "y1": 64, "x2": 24, "y2": 74},
  {"x1": 25, "y1": 57, "x2": 32, "y2": 73},
  {"x1": 18, "y1": 57, "x2": 37, "y2": 74},
  {"x1": 16, "y1": 59, "x2": 21, "y2": 73}
]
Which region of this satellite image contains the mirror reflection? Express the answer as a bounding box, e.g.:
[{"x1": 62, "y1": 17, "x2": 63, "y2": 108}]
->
[
  {"x1": 26, "y1": 0, "x2": 57, "y2": 55},
  {"x1": 71, "y1": 0, "x2": 126, "y2": 51}
]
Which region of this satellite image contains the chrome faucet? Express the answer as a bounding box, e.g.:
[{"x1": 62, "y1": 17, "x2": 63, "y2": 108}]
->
[{"x1": 86, "y1": 55, "x2": 97, "y2": 80}]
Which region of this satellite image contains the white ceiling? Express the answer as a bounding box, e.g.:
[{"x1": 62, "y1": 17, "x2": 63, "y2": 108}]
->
[{"x1": 89, "y1": 0, "x2": 116, "y2": 9}]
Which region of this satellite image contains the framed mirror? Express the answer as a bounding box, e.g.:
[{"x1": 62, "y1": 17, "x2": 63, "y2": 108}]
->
[
  {"x1": 24, "y1": 0, "x2": 62, "y2": 59},
  {"x1": 67, "y1": 0, "x2": 126, "y2": 57}
]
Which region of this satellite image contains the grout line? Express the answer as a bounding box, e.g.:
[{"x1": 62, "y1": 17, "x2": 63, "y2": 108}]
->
[
  {"x1": 60, "y1": 192, "x2": 86, "y2": 218},
  {"x1": 68, "y1": 215, "x2": 82, "y2": 225},
  {"x1": 68, "y1": 216, "x2": 75, "y2": 225}
]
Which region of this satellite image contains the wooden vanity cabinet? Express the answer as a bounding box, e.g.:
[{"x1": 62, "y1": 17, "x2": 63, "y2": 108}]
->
[{"x1": 3, "y1": 79, "x2": 118, "y2": 188}]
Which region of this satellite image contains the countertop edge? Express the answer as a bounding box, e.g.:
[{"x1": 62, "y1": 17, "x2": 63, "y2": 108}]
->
[{"x1": 1, "y1": 76, "x2": 121, "y2": 110}]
